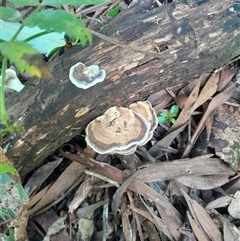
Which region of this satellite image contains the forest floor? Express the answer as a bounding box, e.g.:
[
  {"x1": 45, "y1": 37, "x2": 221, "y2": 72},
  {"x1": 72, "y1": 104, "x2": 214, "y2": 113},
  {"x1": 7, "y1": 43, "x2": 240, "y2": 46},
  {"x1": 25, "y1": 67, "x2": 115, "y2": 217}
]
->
[{"x1": 1, "y1": 1, "x2": 240, "y2": 241}]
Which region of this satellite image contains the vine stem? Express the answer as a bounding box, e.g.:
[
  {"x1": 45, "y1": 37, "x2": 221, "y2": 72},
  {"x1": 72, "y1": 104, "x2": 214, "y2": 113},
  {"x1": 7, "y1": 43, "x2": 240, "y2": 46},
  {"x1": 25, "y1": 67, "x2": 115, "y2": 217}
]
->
[
  {"x1": 11, "y1": 0, "x2": 46, "y2": 41},
  {"x1": 0, "y1": 0, "x2": 49, "y2": 133},
  {"x1": 0, "y1": 57, "x2": 9, "y2": 128}
]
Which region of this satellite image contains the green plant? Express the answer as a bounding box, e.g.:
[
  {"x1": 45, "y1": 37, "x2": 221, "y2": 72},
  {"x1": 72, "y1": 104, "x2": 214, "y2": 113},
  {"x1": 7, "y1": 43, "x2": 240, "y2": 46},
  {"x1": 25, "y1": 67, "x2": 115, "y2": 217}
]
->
[
  {"x1": 0, "y1": 0, "x2": 108, "y2": 136},
  {"x1": 157, "y1": 105, "x2": 179, "y2": 124},
  {"x1": 0, "y1": 154, "x2": 29, "y2": 241},
  {"x1": 106, "y1": 5, "x2": 120, "y2": 18}
]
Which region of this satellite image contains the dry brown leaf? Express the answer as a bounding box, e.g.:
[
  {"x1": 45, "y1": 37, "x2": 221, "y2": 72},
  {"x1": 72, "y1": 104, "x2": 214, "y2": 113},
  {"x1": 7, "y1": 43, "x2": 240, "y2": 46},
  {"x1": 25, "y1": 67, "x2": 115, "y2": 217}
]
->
[
  {"x1": 217, "y1": 67, "x2": 236, "y2": 91},
  {"x1": 144, "y1": 219, "x2": 161, "y2": 241},
  {"x1": 61, "y1": 151, "x2": 183, "y2": 229},
  {"x1": 24, "y1": 158, "x2": 63, "y2": 196},
  {"x1": 28, "y1": 161, "x2": 85, "y2": 215},
  {"x1": 182, "y1": 189, "x2": 223, "y2": 241},
  {"x1": 28, "y1": 183, "x2": 52, "y2": 209},
  {"x1": 167, "y1": 78, "x2": 201, "y2": 134},
  {"x1": 155, "y1": 203, "x2": 182, "y2": 240},
  {"x1": 127, "y1": 191, "x2": 144, "y2": 241},
  {"x1": 191, "y1": 71, "x2": 219, "y2": 111},
  {"x1": 176, "y1": 174, "x2": 235, "y2": 190},
  {"x1": 202, "y1": 101, "x2": 213, "y2": 140},
  {"x1": 223, "y1": 219, "x2": 240, "y2": 241},
  {"x1": 148, "y1": 122, "x2": 188, "y2": 157},
  {"x1": 111, "y1": 172, "x2": 138, "y2": 232},
  {"x1": 183, "y1": 83, "x2": 236, "y2": 157},
  {"x1": 176, "y1": 74, "x2": 210, "y2": 109},
  {"x1": 138, "y1": 197, "x2": 175, "y2": 241},
  {"x1": 136, "y1": 156, "x2": 235, "y2": 183},
  {"x1": 206, "y1": 196, "x2": 233, "y2": 210},
  {"x1": 187, "y1": 211, "x2": 210, "y2": 241},
  {"x1": 228, "y1": 191, "x2": 240, "y2": 219},
  {"x1": 121, "y1": 196, "x2": 133, "y2": 241}
]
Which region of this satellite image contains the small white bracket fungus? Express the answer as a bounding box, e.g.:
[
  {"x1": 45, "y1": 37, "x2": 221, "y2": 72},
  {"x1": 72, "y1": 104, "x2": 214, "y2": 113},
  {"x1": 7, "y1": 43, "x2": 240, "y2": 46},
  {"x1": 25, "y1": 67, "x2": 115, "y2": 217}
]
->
[
  {"x1": 69, "y1": 62, "x2": 106, "y2": 89},
  {"x1": 85, "y1": 106, "x2": 150, "y2": 155},
  {"x1": 0, "y1": 69, "x2": 25, "y2": 92}
]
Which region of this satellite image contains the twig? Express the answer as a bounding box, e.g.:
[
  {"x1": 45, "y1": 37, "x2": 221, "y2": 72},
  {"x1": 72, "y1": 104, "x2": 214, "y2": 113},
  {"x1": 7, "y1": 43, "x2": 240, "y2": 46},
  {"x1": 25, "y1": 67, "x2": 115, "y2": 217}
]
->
[{"x1": 90, "y1": 29, "x2": 176, "y2": 60}]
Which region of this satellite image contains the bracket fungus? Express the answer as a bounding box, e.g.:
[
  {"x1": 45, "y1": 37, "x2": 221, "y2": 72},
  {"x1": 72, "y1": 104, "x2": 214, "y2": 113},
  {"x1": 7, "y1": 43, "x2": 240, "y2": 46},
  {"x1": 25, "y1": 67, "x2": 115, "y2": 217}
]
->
[
  {"x1": 0, "y1": 69, "x2": 25, "y2": 93},
  {"x1": 69, "y1": 62, "x2": 106, "y2": 89},
  {"x1": 129, "y1": 100, "x2": 158, "y2": 142},
  {"x1": 85, "y1": 101, "x2": 158, "y2": 155}
]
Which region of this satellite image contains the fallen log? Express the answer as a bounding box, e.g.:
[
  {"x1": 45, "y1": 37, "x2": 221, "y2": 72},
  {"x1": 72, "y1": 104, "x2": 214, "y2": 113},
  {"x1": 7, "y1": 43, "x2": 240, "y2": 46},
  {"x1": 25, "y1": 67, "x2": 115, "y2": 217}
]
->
[{"x1": 2, "y1": 0, "x2": 240, "y2": 175}]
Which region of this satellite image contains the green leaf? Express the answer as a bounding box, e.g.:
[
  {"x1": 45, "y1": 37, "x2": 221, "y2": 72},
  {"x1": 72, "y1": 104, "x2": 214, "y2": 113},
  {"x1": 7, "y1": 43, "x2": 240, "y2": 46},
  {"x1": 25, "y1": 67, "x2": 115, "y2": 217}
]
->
[
  {"x1": 160, "y1": 113, "x2": 168, "y2": 118},
  {"x1": 170, "y1": 105, "x2": 179, "y2": 116},
  {"x1": 23, "y1": 9, "x2": 92, "y2": 46},
  {"x1": 14, "y1": 183, "x2": 29, "y2": 201},
  {"x1": 0, "y1": 187, "x2": 7, "y2": 198},
  {"x1": 107, "y1": 5, "x2": 120, "y2": 18},
  {"x1": 8, "y1": 0, "x2": 39, "y2": 6},
  {"x1": 0, "y1": 173, "x2": 15, "y2": 184},
  {"x1": 0, "y1": 7, "x2": 21, "y2": 21},
  {"x1": 0, "y1": 162, "x2": 18, "y2": 176},
  {"x1": 7, "y1": 208, "x2": 16, "y2": 219},
  {"x1": 0, "y1": 41, "x2": 43, "y2": 77},
  {"x1": 1, "y1": 19, "x2": 65, "y2": 56},
  {"x1": 0, "y1": 209, "x2": 7, "y2": 219},
  {"x1": 158, "y1": 115, "x2": 167, "y2": 124},
  {"x1": 42, "y1": 0, "x2": 109, "y2": 6},
  {"x1": 170, "y1": 117, "x2": 176, "y2": 124},
  {"x1": 0, "y1": 228, "x2": 15, "y2": 241}
]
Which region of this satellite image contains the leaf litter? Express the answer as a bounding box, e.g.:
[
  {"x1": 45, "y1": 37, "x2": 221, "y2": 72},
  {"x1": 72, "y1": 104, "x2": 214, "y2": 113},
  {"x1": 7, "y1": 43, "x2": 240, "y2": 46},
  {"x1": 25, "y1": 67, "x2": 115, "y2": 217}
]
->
[
  {"x1": 6, "y1": 2, "x2": 240, "y2": 240},
  {"x1": 21, "y1": 65, "x2": 240, "y2": 241}
]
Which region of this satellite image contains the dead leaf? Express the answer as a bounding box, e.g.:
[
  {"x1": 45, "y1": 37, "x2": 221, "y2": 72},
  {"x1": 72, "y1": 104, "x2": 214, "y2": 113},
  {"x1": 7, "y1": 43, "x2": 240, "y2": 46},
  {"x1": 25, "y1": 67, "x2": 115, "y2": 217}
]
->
[
  {"x1": 217, "y1": 67, "x2": 236, "y2": 91},
  {"x1": 62, "y1": 151, "x2": 183, "y2": 232},
  {"x1": 28, "y1": 161, "x2": 85, "y2": 215},
  {"x1": 191, "y1": 71, "x2": 219, "y2": 111},
  {"x1": 223, "y1": 219, "x2": 240, "y2": 241},
  {"x1": 23, "y1": 53, "x2": 53, "y2": 78},
  {"x1": 167, "y1": 78, "x2": 201, "y2": 134},
  {"x1": 148, "y1": 122, "x2": 188, "y2": 157},
  {"x1": 206, "y1": 196, "x2": 233, "y2": 209},
  {"x1": 202, "y1": 101, "x2": 213, "y2": 140},
  {"x1": 187, "y1": 211, "x2": 210, "y2": 241},
  {"x1": 181, "y1": 189, "x2": 223, "y2": 241},
  {"x1": 24, "y1": 158, "x2": 63, "y2": 196},
  {"x1": 138, "y1": 196, "x2": 175, "y2": 241},
  {"x1": 176, "y1": 73, "x2": 210, "y2": 109},
  {"x1": 182, "y1": 83, "x2": 236, "y2": 158},
  {"x1": 111, "y1": 171, "x2": 138, "y2": 232},
  {"x1": 228, "y1": 191, "x2": 240, "y2": 219},
  {"x1": 144, "y1": 219, "x2": 161, "y2": 241},
  {"x1": 136, "y1": 156, "x2": 234, "y2": 183},
  {"x1": 121, "y1": 196, "x2": 133, "y2": 241},
  {"x1": 176, "y1": 174, "x2": 235, "y2": 190}
]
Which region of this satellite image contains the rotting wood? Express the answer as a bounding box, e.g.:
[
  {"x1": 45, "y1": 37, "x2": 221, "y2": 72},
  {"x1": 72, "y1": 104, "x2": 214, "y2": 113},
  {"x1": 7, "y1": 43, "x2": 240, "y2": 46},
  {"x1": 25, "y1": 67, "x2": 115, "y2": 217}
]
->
[{"x1": 1, "y1": 0, "x2": 240, "y2": 175}]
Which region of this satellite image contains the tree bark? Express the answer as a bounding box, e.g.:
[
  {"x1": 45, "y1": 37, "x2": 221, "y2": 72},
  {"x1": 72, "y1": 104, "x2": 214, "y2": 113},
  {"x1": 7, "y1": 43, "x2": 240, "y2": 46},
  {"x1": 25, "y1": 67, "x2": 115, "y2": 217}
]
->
[{"x1": 2, "y1": 0, "x2": 240, "y2": 175}]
